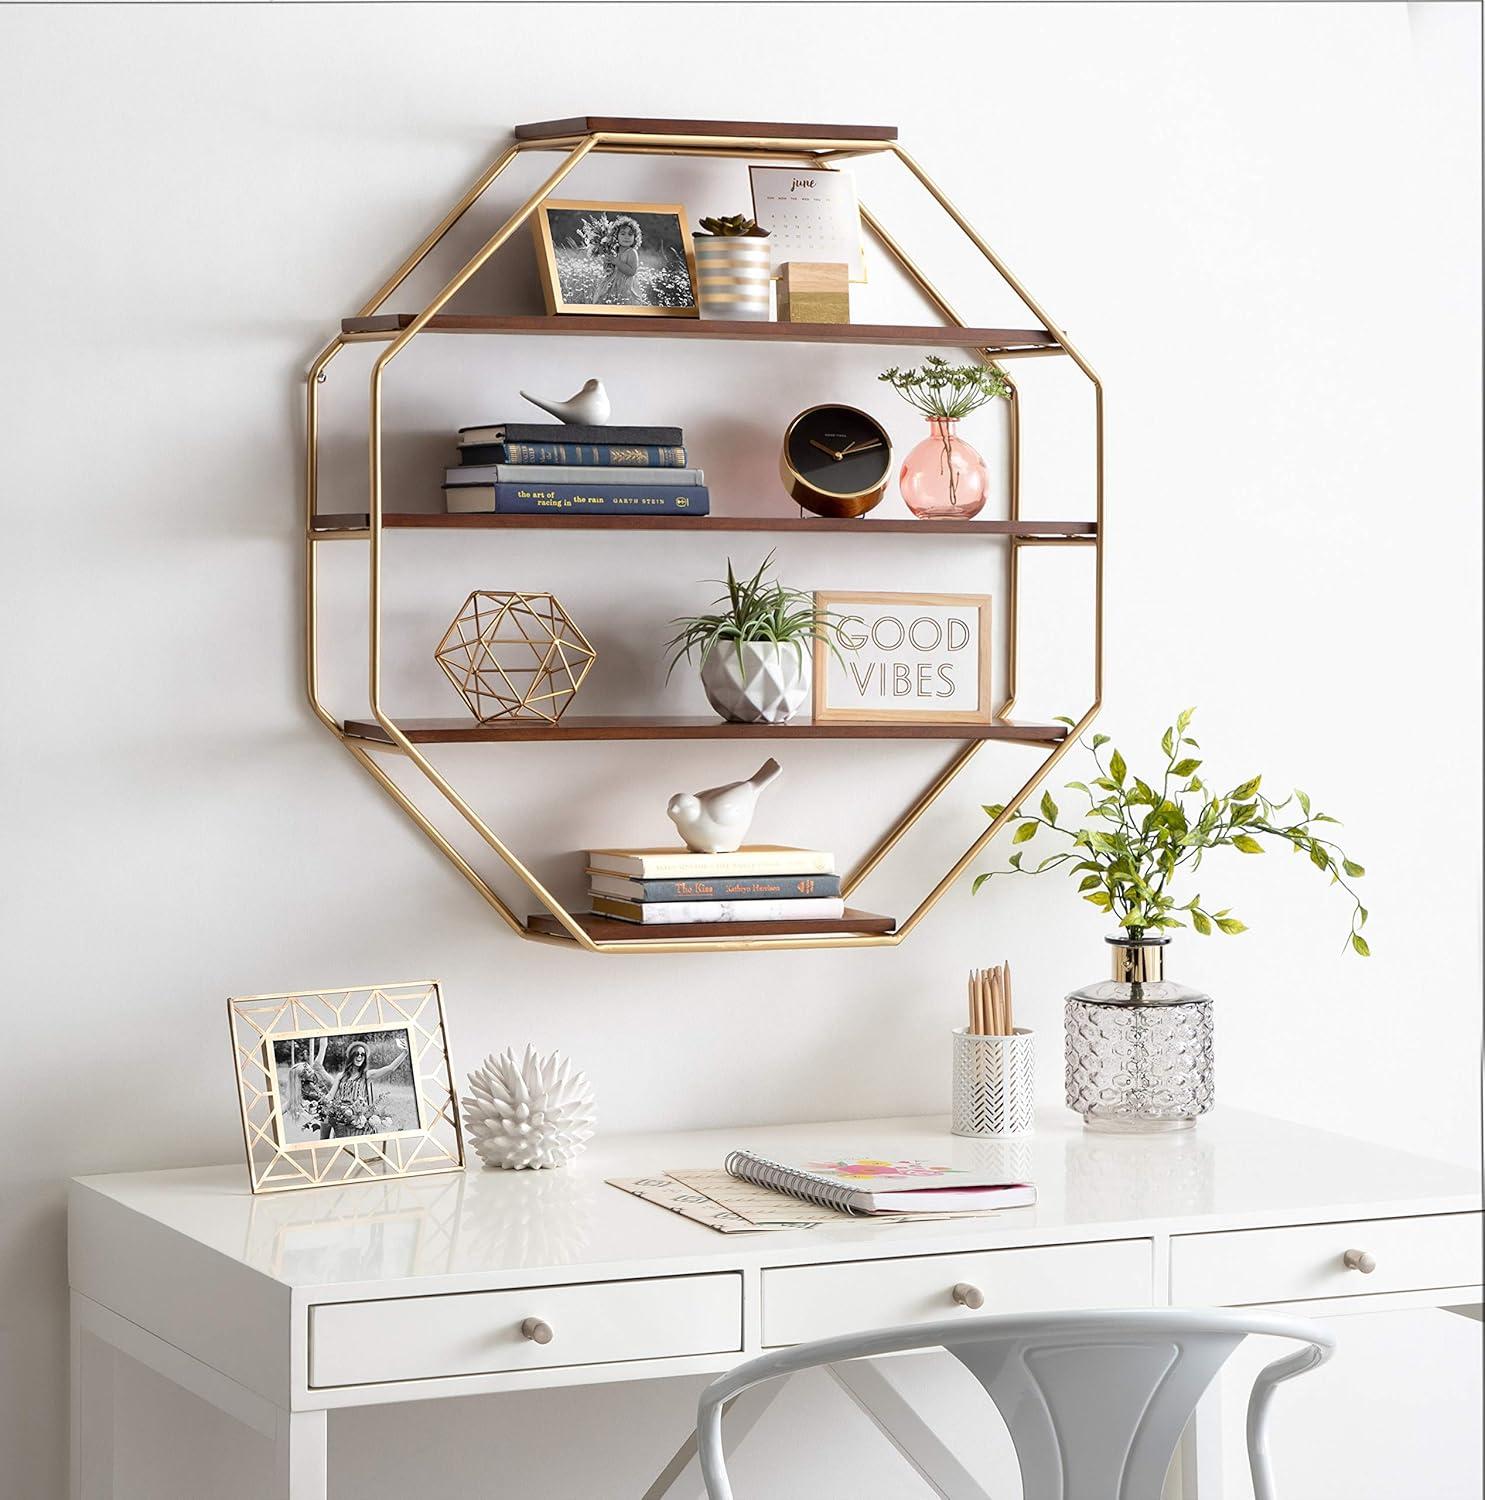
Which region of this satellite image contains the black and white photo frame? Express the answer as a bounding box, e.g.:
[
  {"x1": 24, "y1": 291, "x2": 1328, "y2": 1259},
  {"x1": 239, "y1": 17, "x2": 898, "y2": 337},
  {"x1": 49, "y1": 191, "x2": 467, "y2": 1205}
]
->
[
  {"x1": 229, "y1": 981, "x2": 463, "y2": 1194},
  {"x1": 533, "y1": 199, "x2": 700, "y2": 316}
]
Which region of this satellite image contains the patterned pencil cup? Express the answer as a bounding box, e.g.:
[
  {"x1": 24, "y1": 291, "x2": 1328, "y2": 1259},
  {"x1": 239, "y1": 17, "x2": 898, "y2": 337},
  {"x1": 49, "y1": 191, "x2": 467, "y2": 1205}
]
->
[
  {"x1": 694, "y1": 236, "x2": 772, "y2": 321},
  {"x1": 952, "y1": 1027, "x2": 1035, "y2": 1137}
]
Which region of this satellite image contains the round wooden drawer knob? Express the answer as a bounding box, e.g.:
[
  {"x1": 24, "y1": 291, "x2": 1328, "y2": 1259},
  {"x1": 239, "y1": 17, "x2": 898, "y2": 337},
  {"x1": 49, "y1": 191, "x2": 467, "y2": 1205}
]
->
[
  {"x1": 520, "y1": 1317, "x2": 554, "y2": 1344},
  {"x1": 1342, "y1": 1249, "x2": 1377, "y2": 1274},
  {"x1": 951, "y1": 1282, "x2": 985, "y2": 1310}
]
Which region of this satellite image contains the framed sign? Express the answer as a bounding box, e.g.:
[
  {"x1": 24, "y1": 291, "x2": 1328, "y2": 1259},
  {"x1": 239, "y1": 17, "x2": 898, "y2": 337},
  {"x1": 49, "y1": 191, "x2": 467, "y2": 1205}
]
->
[
  {"x1": 813, "y1": 591, "x2": 992, "y2": 724},
  {"x1": 749, "y1": 165, "x2": 866, "y2": 282}
]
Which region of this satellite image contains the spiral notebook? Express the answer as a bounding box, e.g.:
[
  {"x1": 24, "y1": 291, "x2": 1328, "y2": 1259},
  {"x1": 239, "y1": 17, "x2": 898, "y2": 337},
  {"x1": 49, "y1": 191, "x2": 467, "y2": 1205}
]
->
[{"x1": 724, "y1": 1149, "x2": 1036, "y2": 1216}]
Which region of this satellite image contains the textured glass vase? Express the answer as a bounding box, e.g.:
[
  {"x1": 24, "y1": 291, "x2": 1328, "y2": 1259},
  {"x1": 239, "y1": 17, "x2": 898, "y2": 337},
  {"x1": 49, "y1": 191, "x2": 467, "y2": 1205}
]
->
[
  {"x1": 1065, "y1": 935, "x2": 1213, "y2": 1132},
  {"x1": 899, "y1": 417, "x2": 989, "y2": 519}
]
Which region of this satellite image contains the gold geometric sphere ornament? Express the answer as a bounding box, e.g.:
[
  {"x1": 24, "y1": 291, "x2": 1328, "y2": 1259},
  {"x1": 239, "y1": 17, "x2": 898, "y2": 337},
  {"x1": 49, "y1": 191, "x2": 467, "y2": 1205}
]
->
[{"x1": 434, "y1": 590, "x2": 596, "y2": 724}]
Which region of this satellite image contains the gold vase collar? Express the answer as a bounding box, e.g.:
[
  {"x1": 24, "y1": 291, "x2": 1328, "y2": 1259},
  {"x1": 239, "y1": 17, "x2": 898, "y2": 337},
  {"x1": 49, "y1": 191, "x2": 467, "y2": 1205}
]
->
[{"x1": 1109, "y1": 939, "x2": 1166, "y2": 984}]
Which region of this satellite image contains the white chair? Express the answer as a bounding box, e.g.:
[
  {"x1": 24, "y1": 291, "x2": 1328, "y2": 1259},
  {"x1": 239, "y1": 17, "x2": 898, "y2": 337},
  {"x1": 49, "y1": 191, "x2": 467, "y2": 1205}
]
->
[{"x1": 696, "y1": 1307, "x2": 1334, "y2": 1500}]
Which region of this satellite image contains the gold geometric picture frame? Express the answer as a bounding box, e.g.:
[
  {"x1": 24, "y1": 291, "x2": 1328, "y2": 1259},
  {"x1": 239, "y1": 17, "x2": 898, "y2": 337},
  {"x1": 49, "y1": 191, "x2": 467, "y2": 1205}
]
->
[{"x1": 228, "y1": 980, "x2": 464, "y2": 1195}]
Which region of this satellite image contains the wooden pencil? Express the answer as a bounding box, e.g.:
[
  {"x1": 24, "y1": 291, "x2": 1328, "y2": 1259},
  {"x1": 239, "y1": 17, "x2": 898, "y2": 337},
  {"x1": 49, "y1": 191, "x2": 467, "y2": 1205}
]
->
[{"x1": 1004, "y1": 961, "x2": 1014, "y2": 1034}]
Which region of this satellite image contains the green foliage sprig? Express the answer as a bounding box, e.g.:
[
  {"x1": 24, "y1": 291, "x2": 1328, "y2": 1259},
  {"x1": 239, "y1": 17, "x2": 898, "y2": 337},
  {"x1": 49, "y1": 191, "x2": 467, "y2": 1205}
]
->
[
  {"x1": 666, "y1": 553, "x2": 846, "y2": 675},
  {"x1": 697, "y1": 214, "x2": 769, "y2": 237},
  {"x1": 878, "y1": 354, "x2": 1013, "y2": 419},
  {"x1": 974, "y1": 709, "x2": 1371, "y2": 955}
]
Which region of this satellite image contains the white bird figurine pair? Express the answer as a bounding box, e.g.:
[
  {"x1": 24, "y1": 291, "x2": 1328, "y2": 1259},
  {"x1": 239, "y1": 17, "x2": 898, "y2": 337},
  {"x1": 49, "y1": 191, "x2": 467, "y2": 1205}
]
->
[
  {"x1": 520, "y1": 379, "x2": 611, "y2": 426},
  {"x1": 667, "y1": 758, "x2": 783, "y2": 854}
]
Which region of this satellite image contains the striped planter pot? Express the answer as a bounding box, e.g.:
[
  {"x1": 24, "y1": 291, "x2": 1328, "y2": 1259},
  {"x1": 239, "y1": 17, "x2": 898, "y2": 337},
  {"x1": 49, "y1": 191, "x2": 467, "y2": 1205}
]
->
[{"x1": 693, "y1": 237, "x2": 772, "y2": 321}]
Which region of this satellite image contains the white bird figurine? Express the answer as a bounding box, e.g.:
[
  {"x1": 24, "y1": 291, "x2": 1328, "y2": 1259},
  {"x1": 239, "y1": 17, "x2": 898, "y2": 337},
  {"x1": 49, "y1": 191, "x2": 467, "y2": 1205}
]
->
[
  {"x1": 666, "y1": 758, "x2": 783, "y2": 854},
  {"x1": 520, "y1": 379, "x2": 611, "y2": 426}
]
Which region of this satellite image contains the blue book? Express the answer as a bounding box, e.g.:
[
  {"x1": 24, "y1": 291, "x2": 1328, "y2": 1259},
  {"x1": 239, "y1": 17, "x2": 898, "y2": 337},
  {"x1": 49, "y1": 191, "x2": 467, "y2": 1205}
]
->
[
  {"x1": 588, "y1": 873, "x2": 844, "y2": 903},
  {"x1": 445, "y1": 482, "x2": 709, "y2": 517},
  {"x1": 461, "y1": 442, "x2": 690, "y2": 468}
]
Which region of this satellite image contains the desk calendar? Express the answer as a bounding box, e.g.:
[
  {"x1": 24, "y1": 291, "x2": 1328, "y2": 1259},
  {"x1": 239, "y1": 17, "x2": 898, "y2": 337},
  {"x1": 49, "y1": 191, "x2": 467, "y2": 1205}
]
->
[{"x1": 749, "y1": 165, "x2": 866, "y2": 281}]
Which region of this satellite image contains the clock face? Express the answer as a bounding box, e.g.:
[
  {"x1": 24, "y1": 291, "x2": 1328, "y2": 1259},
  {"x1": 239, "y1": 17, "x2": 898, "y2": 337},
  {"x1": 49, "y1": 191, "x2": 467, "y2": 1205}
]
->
[{"x1": 784, "y1": 405, "x2": 892, "y2": 498}]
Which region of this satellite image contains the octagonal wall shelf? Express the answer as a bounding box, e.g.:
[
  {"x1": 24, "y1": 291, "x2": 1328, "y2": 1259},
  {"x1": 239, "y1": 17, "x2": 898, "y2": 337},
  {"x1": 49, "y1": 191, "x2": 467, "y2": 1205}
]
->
[{"x1": 304, "y1": 116, "x2": 1104, "y2": 954}]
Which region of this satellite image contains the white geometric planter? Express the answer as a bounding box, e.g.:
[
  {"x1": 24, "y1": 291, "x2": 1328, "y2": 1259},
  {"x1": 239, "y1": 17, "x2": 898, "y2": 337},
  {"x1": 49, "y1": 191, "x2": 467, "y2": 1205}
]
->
[{"x1": 699, "y1": 641, "x2": 811, "y2": 724}]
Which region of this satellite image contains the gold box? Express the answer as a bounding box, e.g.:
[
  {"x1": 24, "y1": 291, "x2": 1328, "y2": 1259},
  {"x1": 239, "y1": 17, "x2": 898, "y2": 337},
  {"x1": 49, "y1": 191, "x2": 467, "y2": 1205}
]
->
[{"x1": 776, "y1": 261, "x2": 850, "y2": 323}]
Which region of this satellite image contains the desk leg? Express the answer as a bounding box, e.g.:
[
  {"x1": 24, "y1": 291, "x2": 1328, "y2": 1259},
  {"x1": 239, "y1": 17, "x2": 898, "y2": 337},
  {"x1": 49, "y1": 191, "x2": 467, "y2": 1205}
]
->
[
  {"x1": 827, "y1": 1359, "x2": 991, "y2": 1500},
  {"x1": 274, "y1": 1410, "x2": 328, "y2": 1500},
  {"x1": 71, "y1": 1292, "x2": 115, "y2": 1500},
  {"x1": 641, "y1": 1379, "x2": 785, "y2": 1500},
  {"x1": 71, "y1": 1290, "x2": 295, "y2": 1499}
]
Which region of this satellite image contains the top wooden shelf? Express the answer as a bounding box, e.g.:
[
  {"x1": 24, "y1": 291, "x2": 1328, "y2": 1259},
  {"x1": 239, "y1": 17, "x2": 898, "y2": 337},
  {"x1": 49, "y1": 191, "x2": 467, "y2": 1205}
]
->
[
  {"x1": 514, "y1": 116, "x2": 898, "y2": 143},
  {"x1": 338, "y1": 314, "x2": 1060, "y2": 352}
]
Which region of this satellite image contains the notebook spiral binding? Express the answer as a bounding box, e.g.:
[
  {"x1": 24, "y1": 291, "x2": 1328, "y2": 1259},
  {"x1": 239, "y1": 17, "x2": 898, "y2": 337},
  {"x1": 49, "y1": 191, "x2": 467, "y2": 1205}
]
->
[{"x1": 723, "y1": 1149, "x2": 865, "y2": 1214}]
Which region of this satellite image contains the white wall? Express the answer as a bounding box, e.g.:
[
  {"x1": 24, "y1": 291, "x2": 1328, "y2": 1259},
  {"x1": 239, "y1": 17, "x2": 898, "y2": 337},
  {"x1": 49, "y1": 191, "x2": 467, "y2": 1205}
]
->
[{"x1": 2, "y1": 4, "x2": 1479, "y2": 1497}]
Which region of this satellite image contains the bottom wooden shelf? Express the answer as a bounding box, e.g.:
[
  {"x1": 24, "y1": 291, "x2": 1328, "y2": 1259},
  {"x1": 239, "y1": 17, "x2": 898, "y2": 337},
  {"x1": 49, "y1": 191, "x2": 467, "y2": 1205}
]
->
[{"x1": 526, "y1": 909, "x2": 896, "y2": 942}]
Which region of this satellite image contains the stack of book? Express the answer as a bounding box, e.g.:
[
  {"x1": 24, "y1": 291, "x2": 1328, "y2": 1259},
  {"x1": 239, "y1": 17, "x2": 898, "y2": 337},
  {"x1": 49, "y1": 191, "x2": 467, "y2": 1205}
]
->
[
  {"x1": 444, "y1": 422, "x2": 710, "y2": 517},
  {"x1": 587, "y1": 845, "x2": 845, "y2": 926}
]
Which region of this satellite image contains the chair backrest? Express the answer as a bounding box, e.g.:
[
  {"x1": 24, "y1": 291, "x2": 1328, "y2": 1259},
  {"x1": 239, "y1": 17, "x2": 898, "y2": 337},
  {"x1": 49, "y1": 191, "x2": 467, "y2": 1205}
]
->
[{"x1": 696, "y1": 1307, "x2": 1334, "y2": 1500}]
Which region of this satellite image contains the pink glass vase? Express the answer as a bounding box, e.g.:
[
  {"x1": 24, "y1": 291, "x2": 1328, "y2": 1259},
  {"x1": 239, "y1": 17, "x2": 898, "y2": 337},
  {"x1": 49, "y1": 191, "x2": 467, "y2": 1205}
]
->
[{"x1": 899, "y1": 417, "x2": 989, "y2": 520}]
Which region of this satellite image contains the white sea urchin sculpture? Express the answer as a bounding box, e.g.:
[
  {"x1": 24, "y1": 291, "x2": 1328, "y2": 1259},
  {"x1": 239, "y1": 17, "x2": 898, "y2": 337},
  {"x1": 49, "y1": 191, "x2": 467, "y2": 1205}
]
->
[{"x1": 462, "y1": 1045, "x2": 596, "y2": 1170}]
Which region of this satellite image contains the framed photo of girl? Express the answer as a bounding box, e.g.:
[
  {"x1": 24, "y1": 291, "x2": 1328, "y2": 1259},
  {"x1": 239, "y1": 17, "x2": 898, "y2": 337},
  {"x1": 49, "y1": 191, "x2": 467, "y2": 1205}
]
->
[
  {"x1": 532, "y1": 200, "x2": 700, "y2": 317},
  {"x1": 228, "y1": 980, "x2": 464, "y2": 1195}
]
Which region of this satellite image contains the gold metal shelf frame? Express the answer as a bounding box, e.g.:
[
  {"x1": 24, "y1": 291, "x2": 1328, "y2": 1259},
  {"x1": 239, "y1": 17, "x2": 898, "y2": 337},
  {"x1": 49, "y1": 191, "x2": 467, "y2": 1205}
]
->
[{"x1": 304, "y1": 123, "x2": 1104, "y2": 955}]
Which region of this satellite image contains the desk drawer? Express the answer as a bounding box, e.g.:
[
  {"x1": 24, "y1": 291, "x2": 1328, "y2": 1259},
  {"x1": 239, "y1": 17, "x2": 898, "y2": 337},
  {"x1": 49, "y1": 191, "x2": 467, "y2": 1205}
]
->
[
  {"x1": 1171, "y1": 1213, "x2": 1482, "y2": 1306},
  {"x1": 762, "y1": 1239, "x2": 1153, "y2": 1347},
  {"x1": 309, "y1": 1272, "x2": 742, "y2": 1388}
]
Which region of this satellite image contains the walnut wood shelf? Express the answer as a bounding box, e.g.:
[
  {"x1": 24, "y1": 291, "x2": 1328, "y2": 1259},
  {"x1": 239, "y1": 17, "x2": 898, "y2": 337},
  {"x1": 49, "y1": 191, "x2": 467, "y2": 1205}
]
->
[
  {"x1": 338, "y1": 313, "x2": 1061, "y2": 352},
  {"x1": 311, "y1": 512, "x2": 1096, "y2": 538},
  {"x1": 343, "y1": 717, "x2": 1069, "y2": 746},
  {"x1": 526, "y1": 909, "x2": 897, "y2": 943},
  {"x1": 514, "y1": 116, "x2": 900, "y2": 143}
]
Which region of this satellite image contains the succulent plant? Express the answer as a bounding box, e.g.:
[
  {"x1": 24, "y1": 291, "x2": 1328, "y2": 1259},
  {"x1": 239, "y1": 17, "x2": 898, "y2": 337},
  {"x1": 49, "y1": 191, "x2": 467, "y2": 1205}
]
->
[{"x1": 697, "y1": 213, "x2": 769, "y2": 237}]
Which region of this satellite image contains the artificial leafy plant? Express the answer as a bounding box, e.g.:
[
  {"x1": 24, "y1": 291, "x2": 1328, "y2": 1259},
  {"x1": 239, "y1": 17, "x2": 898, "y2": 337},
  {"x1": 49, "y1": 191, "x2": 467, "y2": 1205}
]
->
[
  {"x1": 974, "y1": 709, "x2": 1371, "y2": 955},
  {"x1": 878, "y1": 354, "x2": 1013, "y2": 419}
]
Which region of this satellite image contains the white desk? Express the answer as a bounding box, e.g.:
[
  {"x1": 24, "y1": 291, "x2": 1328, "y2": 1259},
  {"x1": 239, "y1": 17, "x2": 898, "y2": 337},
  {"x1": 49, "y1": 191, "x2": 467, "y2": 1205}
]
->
[{"x1": 69, "y1": 1109, "x2": 1480, "y2": 1499}]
